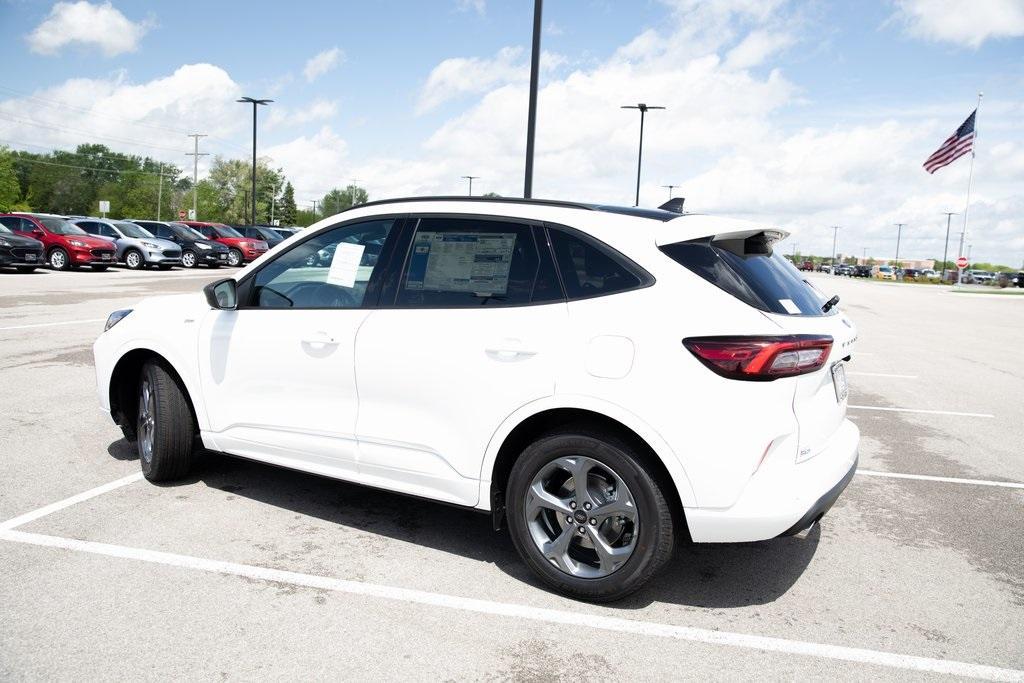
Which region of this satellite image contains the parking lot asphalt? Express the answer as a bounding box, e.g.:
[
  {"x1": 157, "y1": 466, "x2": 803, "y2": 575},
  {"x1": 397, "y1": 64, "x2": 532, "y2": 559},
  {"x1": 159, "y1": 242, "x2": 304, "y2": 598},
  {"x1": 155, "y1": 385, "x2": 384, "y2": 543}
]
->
[{"x1": 1, "y1": 267, "x2": 1022, "y2": 680}]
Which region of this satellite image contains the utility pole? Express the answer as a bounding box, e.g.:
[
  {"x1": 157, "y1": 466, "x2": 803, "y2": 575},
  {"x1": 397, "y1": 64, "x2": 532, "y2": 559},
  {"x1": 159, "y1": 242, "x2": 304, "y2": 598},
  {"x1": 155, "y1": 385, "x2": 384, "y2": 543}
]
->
[
  {"x1": 894, "y1": 223, "x2": 905, "y2": 278},
  {"x1": 237, "y1": 97, "x2": 273, "y2": 227},
  {"x1": 186, "y1": 134, "x2": 208, "y2": 221},
  {"x1": 661, "y1": 184, "x2": 679, "y2": 200},
  {"x1": 156, "y1": 162, "x2": 164, "y2": 221},
  {"x1": 350, "y1": 178, "x2": 360, "y2": 208},
  {"x1": 830, "y1": 226, "x2": 840, "y2": 273},
  {"x1": 622, "y1": 103, "x2": 666, "y2": 206},
  {"x1": 523, "y1": 0, "x2": 542, "y2": 198},
  {"x1": 461, "y1": 175, "x2": 480, "y2": 196},
  {"x1": 311, "y1": 199, "x2": 319, "y2": 218},
  {"x1": 862, "y1": 247, "x2": 867, "y2": 263},
  {"x1": 940, "y1": 212, "x2": 957, "y2": 282}
]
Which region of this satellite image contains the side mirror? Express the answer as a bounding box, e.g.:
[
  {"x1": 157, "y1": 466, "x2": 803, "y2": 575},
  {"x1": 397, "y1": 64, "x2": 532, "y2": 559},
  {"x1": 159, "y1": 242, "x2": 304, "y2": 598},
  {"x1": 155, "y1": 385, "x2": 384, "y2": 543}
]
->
[{"x1": 203, "y1": 278, "x2": 237, "y2": 310}]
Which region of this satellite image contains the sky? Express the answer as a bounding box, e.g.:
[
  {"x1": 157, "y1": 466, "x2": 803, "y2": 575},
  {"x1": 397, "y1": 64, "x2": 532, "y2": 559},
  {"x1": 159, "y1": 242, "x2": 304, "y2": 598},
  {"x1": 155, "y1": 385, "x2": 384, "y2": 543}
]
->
[{"x1": 0, "y1": 0, "x2": 1022, "y2": 265}]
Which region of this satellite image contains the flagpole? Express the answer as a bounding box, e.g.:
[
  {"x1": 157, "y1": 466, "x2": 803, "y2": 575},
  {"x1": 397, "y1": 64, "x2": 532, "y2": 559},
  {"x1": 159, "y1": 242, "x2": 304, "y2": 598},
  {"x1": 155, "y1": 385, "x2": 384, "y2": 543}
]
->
[{"x1": 956, "y1": 92, "x2": 982, "y2": 286}]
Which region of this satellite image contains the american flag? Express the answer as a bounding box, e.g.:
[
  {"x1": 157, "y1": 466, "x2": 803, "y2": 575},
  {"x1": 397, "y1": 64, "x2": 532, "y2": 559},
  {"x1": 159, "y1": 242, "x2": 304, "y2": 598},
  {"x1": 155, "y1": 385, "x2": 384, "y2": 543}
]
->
[{"x1": 923, "y1": 110, "x2": 976, "y2": 174}]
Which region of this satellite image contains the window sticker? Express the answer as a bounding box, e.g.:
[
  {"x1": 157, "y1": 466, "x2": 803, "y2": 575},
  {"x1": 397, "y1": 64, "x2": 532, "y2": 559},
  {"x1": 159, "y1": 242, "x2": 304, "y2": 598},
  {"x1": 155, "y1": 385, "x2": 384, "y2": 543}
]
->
[
  {"x1": 406, "y1": 231, "x2": 516, "y2": 295},
  {"x1": 779, "y1": 298, "x2": 801, "y2": 314},
  {"x1": 326, "y1": 242, "x2": 365, "y2": 288}
]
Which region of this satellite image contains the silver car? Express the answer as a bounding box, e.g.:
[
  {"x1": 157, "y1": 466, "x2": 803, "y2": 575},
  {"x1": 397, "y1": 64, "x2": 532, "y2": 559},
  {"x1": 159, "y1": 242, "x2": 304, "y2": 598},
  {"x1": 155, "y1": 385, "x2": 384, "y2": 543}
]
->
[{"x1": 72, "y1": 218, "x2": 181, "y2": 270}]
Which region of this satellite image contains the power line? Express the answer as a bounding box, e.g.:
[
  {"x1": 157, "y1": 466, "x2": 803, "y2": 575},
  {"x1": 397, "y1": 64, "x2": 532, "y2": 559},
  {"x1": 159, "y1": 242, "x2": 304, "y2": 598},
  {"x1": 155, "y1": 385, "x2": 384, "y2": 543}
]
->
[{"x1": 0, "y1": 112, "x2": 192, "y2": 154}]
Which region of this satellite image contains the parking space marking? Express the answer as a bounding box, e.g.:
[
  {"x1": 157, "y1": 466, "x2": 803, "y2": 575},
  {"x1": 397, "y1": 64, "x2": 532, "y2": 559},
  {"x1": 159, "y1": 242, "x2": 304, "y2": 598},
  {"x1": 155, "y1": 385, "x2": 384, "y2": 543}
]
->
[
  {"x1": 0, "y1": 318, "x2": 106, "y2": 331},
  {"x1": 847, "y1": 372, "x2": 917, "y2": 378},
  {"x1": 0, "y1": 472, "x2": 143, "y2": 531},
  {"x1": 857, "y1": 470, "x2": 1024, "y2": 490},
  {"x1": 848, "y1": 405, "x2": 994, "y2": 418},
  {"x1": 1, "y1": 530, "x2": 1021, "y2": 681}
]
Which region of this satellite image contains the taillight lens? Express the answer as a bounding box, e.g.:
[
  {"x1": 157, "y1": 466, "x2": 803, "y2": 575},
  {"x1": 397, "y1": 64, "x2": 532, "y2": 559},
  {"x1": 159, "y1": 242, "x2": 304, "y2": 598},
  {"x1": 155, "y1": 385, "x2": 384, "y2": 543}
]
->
[{"x1": 683, "y1": 335, "x2": 833, "y2": 381}]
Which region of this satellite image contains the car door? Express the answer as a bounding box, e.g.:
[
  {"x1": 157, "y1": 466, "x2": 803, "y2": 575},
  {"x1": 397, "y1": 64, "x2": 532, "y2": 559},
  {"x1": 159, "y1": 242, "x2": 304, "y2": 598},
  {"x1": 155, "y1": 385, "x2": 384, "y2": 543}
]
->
[
  {"x1": 354, "y1": 216, "x2": 569, "y2": 505},
  {"x1": 196, "y1": 217, "x2": 401, "y2": 479}
]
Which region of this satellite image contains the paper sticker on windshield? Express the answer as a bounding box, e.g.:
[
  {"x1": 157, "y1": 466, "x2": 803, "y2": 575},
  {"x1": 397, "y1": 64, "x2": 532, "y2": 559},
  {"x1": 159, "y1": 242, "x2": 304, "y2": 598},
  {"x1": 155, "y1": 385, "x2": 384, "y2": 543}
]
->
[
  {"x1": 405, "y1": 231, "x2": 515, "y2": 296},
  {"x1": 779, "y1": 298, "x2": 801, "y2": 314},
  {"x1": 326, "y1": 243, "x2": 364, "y2": 288}
]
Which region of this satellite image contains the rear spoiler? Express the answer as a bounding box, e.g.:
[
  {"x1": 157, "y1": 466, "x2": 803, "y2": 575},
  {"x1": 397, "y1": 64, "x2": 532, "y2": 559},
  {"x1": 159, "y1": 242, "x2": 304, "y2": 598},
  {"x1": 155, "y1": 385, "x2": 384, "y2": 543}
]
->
[{"x1": 654, "y1": 215, "x2": 789, "y2": 248}]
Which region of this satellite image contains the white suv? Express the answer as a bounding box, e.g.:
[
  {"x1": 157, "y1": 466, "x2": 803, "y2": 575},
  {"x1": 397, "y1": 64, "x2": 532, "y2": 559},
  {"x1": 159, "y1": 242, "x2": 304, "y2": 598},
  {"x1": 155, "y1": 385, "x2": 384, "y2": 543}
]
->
[{"x1": 94, "y1": 197, "x2": 859, "y2": 601}]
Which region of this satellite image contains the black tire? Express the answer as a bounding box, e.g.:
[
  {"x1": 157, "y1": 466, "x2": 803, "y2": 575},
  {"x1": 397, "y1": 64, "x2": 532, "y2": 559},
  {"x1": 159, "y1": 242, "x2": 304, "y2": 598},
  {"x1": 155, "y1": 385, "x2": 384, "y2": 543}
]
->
[
  {"x1": 137, "y1": 361, "x2": 195, "y2": 482},
  {"x1": 15, "y1": 266, "x2": 36, "y2": 273},
  {"x1": 227, "y1": 248, "x2": 243, "y2": 267},
  {"x1": 91, "y1": 265, "x2": 109, "y2": 272},
  {"x1": 506, "y1": 430, "x2": 674, "y2": 602},
  {"x1": 48, "y1": 247, "x2": 70, "y2": 271},
  {"x1": 180, "y1": 250, "x2": 198, "y2": 268},
  {"x1": 124, "y1": 248, "x2": 144, "y2": 270}
]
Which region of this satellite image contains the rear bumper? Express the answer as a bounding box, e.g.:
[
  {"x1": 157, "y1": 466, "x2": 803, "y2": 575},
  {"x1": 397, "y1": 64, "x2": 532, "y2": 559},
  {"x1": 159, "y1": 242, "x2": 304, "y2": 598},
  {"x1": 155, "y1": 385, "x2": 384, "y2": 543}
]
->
[{"x1": 684, "y1": 418, "x2": 859, "y2": 542}]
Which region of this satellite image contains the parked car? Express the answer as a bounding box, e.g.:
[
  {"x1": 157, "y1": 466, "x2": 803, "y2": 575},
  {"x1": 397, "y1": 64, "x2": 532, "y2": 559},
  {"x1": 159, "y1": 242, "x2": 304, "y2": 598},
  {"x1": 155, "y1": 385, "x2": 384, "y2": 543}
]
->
[
  {"x1": 1, "y1": 212, "x2": 115, "y2": 270},
  {"x1": 967, "y1": 270, "x2": 995, "y2": 284},
  {"x1": 238, "y1": 225, "x2": 285, "y2": 249},
  {"x1": 183, "y1": 221, "x2": 268, "y2": 267},
  {"x1": 799, "y1": 260, "x2": 814, "y2": 271},
  {"x1": 127, "y1": 220, "x2": 229, "y2": 269},
  {"x1": 853, "y1": 265, "x2": 872, "y2": 278},
  {"x1": 1012, "y1": 272, "x2": 1024, "y2": 288},
  {"x1": 0, "y1": 218, "x2": 45, "y2": 272},
  {"x1": 72, "y1": 218, "x2": 181, "y2": 270},
  {"x1": 900, "y1": 268, "x2": 922, "y2": 281},
  {"x1": 837, "y1": 265, "x2": 854, "y2": 276},
  {"x1": 94, "y1": 196, "x2": 859, "y2": 601},
  {"x1": 875, "y1": 265, "x2": 895, "y2": 280},
  {"x1": 273, "y1": 227, "x2": 300, "y2": 240},
  {"x1": 919, "y1": 268, "x2": 938, "y2": 279}
]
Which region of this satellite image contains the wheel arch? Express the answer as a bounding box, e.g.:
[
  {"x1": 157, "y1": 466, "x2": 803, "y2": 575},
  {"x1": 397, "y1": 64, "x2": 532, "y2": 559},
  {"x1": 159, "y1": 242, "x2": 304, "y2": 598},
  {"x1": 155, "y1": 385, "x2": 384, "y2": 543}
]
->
[
  {"x1": 108, "y1": 348, "x2": 200, "y2": 440},
  {"x1": 482, "y1": 399, "x2": 696, "y2": 535}
]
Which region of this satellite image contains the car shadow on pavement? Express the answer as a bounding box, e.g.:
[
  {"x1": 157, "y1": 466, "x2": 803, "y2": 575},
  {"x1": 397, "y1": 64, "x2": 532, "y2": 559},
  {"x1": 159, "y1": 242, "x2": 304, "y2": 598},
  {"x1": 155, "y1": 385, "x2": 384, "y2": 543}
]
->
[
  {"x1": 107, "y1": 438, "x2": 138, "y2": 461},
  {"x1": 124, "y1": 446, "x2": 819, "y2": 609}
]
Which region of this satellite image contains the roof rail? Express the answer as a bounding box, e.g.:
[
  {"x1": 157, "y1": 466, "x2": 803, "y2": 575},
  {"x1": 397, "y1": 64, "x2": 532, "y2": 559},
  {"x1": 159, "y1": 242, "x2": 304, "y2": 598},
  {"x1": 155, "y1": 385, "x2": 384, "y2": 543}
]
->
[{"x1": 342, "y1": 195, "x2": 598, "y2": 213}]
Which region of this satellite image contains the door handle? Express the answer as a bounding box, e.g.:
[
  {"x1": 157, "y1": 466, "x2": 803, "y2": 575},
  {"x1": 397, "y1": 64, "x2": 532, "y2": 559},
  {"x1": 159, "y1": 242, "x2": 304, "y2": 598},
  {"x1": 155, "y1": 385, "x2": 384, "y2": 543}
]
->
[
  {"x1": 485, "y1": 339, "x2": 537, "y2": 362},
  {"x1": 301, "y1": 331, "x2": 338, "y2": 346}
]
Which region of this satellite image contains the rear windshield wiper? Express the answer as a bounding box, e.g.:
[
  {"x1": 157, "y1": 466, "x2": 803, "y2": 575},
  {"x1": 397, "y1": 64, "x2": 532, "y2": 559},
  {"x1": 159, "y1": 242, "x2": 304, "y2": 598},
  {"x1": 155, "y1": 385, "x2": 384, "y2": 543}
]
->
[{"x1": 821, "y1": 295, "x2": 840, "y2": 313}]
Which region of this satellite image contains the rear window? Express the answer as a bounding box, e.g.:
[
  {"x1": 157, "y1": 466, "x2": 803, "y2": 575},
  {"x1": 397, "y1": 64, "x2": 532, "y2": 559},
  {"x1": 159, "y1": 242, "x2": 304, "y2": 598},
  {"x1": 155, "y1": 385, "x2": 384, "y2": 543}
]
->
[{"x1": 660, "y1": 236, "x2": 830, "y2": 316}]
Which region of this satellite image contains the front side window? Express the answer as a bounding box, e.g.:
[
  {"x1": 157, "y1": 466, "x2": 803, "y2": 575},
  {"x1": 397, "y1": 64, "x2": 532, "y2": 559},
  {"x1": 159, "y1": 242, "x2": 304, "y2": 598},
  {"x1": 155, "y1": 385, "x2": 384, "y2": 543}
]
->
[
  {"x1": 548, "y1": 228, "x2": 645, "y2": 300},
  {"x1": 116, "y1": 222, "x2": 152, "y2": 238},
  {"x1": 250, "y1": 219, "x2": 395, "y2": 309},
  {"x1": 396, "y1": 218, "x2": 545, "y2": 307}
]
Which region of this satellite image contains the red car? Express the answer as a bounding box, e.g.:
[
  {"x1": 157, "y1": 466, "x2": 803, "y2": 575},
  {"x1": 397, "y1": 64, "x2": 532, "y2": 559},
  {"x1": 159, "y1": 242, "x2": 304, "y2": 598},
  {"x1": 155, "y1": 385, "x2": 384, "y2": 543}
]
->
[
  {"x1": 182, "y1": 221, "x2": 267, "y2": 267},
  {"x1": 2, "y1": 212, "x2": 116, "y2": 271}
]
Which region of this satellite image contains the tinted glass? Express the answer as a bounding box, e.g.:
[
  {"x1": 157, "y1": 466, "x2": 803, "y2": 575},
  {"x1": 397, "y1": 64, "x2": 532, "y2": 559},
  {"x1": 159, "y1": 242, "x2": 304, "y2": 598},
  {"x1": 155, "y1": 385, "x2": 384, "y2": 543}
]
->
[
  {"x1": 0, "y1": 221, "x2": 11, "y2": 233},
  {"x1": 39, "y1": 217, "x2": 86, "y2": 235},
  {"x1": 116, "y1": 222, "x2": 152, "y2": 238},
  {"x1": 251, "y1": 219, "x2": 394, "y2": 309},
  {"x1": 661, "y1": 238, "x2": 829, "y2": 316},
  {"x1": 78, "y1": 222, "x2": 99, "y2": 235},
  {"x1": 549, "y1": 228, "x2": 643, "y2": 300},
  {"x1": 397, "y1": 219, "x2": 540, "y2": 307},
  {"x1": 215, "y1": 225, "x2": 243, "y2": 238}
]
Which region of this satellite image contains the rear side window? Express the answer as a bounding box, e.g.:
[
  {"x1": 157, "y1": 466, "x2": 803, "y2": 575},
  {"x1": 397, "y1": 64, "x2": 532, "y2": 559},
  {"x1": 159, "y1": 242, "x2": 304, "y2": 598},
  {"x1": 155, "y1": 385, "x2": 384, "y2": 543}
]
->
[
  {"x1": 661, "y1": 237, "x2": 828, "y2": 316},
  {"x1": 548, "y1": 228, "x2": 646, "y2": 300}
]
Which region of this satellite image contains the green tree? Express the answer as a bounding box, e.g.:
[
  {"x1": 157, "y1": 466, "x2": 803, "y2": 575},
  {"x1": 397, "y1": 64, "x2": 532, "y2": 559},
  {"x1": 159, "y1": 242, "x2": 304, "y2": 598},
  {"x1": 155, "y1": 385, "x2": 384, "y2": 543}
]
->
[
  {"x1": 0, "y1": 149, "x2": 23, "y2": 211},
  {"x1": 319, "y1": 184, "x2": 369, "y2": 216},
  {"x1": 482, "y1": 191, "x2": 501, "y2": 198},
  {"x1": 279, "y1": 182, "x2": 297, "y2": 225}
]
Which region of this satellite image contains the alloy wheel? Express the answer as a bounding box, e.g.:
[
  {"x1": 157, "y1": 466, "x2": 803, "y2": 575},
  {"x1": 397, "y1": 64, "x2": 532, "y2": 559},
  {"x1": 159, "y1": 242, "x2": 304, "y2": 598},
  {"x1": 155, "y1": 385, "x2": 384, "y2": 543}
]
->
[
  {"x1": 227, "y1": 250, "x2": 242, "y2": 267},
  {"x1": 181, "y1": 251, "x2": 196, "y2": 268},
  {"x1": 524, "y1": 455, "x2": 638, "y2": 578},
  {"x1": 137, "y1": 378, "x2": 156, "y2": 464},
  {"x1": 50, "y1": 250, "x2": 66, "y2": 269},
  {"x1": 126, "y1": 251, "x2": 142, "y2": 269}
]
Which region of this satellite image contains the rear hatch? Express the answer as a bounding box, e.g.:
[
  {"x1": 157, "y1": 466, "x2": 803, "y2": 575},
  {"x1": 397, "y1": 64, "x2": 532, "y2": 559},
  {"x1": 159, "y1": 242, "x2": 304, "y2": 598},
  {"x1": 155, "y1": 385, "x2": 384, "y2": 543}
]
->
[{"x1": 659, "y1": 225, "x2": 857, "y2": 463}]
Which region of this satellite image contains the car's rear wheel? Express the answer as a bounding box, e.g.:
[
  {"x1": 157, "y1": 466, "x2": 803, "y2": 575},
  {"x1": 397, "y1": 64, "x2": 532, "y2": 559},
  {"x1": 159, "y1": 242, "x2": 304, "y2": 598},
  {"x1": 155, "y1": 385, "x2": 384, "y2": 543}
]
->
[
  {"x1": 137, "y1": 361, "x2": 195, "y2": 482},
  {"x1": 124, "y1": 249, "x2": 144, "y2": 270},
  {"x1": 506, "y1": 431, "x2": 674, "y2": 602},
  {"x1": 48, "y1": 248, "x2": 70, "y2": 271},
  {"x1": 180, "y1": 250, "x2": 197, "y2": 268},
  {"x1": 227, "y1": 248, "x2": 243, "y2": 267}
]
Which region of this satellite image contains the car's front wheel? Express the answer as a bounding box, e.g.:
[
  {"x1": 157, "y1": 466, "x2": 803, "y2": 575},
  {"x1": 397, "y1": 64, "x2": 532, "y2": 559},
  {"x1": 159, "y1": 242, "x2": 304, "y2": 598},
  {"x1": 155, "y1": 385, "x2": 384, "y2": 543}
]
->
[
  {"x1": 180, "y1": 250, "x2": 197, "y2": 268},
  {"x1": 124, "y1": 249, "x2": 144, "y2": 270},
  {"x1": 137, "y1": 361, "x2": 195, "y2": 482},
  {"x1": 506, "y1": 430, "x2": 675, "y2": 602},
  {"x1": 48, "y1": 248, "x2": 70, "y2": 270},
  {"x1": 227, "y1": 248, "x2": 243, "y2": 267}
]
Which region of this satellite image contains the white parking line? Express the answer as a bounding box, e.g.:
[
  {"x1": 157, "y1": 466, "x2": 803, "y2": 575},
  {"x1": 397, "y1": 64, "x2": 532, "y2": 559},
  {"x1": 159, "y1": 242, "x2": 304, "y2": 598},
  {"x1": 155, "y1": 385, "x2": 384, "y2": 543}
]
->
[
  {"x1": 857, "y1": 470, "x2": 1024, "y2": 490},
  {"x1": 0, "y1": 318, "x2": 106, "y2": 331},
  {"x1": 0, "y1": 472, "x2": 143, "y2": 531},
  {"x1": 846, "y1": 372, "x2": 917, "y2": 379},
  {"x1": 0, "y1": 530, "x2": 1019, "y2": 681},
  {"x1": 848, "y1": 405, "x2": 994, "y2": 418}
]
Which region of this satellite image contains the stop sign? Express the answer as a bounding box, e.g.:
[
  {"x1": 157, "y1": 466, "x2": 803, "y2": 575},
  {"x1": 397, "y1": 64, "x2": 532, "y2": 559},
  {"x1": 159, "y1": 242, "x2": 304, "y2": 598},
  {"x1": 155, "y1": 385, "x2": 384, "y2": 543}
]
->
[
  {"x1": 178, "y1": 210, "x2": 186, "y2": 220},
  {"x1": 956, "y1": 256, "x2": 969, "y2": 269}
]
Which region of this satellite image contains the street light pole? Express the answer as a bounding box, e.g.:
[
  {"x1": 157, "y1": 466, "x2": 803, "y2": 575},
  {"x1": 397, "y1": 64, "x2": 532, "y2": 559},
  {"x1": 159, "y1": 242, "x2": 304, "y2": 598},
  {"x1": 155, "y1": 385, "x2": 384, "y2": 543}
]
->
[
  {"x1": 622, "y1": 103, "x2": 665, "y2": 206},
  {"x1": 830, "y1": 225, "x2": 840, "y2": 272},
  {"x1": 894, "y1": 223, "x2": 905, "y2": 278},
  {"x1": 156, "y1": 162, "x2": 164, "y2": 221},
  {"x1": 661, "y1": 184, "x2": 679, "y2": 200},
  {"x1": 237, "y1": 97, "x2": 273, "y2": 225},
  {"x1": 941, "y1": 212, "x2": 957, "y2": 282},
  {"x1": 461, "y1": 175, "x2": 480, "y2": 196},
  {"x1": 186, "y1": 133, "x2": 208, "y2": 220}
]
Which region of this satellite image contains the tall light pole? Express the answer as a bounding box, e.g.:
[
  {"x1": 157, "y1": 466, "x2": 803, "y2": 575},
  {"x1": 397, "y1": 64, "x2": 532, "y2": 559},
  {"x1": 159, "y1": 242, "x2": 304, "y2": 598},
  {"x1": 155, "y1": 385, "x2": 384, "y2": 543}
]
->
[
  {"x1": 156, "y1": 162, "x2": 164, "y2": 221},
  {"x1": 661, "y1": 184, "x2": 679, "y2": 200},
  {"x1": 523, "y1": 0, "x2": 542, "y2": 199},
  {"x1": 461, "y1": 175, "x2": 480, "y2": 196},
  {"x1": 830, "y1": 225, "x2": 840, "y2": 272},
  {"x1": 622, "y1": 103, "x2": 665, "y2": 207},
  {"x1": 186, "y1": 133, "x2": 208, "y2": 220},
  {"x1": 237, "y1": 97, "x2": 273, "y2": 225},
  {"x1": 940, "y1": 212, "x2": 957, "y2": 282},
  {"x1": 894, "y1": 223, "x2": 905, "y2": 277},
  {"x1": 349, "y1": 178, "x2": 360, "y2": 208}
]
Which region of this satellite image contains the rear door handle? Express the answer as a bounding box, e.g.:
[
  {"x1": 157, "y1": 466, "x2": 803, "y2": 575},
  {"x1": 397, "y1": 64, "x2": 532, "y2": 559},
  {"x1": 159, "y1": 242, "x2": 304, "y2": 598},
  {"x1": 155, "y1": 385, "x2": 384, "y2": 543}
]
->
[
  {"x1": 301, "y1": 331, "x2": 338, "y2": 346},
  {"x1": 485, "y1": 339, "x2": 537, "y2": 362}
]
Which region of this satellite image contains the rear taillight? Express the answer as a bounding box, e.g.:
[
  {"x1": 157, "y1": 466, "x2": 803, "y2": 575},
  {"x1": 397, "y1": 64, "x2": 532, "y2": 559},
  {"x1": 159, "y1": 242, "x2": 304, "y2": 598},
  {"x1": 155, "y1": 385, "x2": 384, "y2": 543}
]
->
[{"x1": 683, "y1": 335, "x2": 833, "y2": 381}]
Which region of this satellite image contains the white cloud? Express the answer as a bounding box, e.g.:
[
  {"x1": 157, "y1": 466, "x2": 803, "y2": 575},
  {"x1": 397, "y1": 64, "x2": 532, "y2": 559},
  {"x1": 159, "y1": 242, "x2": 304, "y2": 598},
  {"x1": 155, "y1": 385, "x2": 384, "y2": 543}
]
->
[
  {"x1": 456, "y1": 0, "x2": 485, "y2": 16},
  {"x1": 303, "y1": 47, "x2": 344, "y2": 83},
  {"x1": 265, "y1": 99, "x2": 339, "y2": 130},
  {"x1": 263, "y1": 127, "x2": 350, "y2": 202},
  {"x1": 890, "y1": 0, "x2": 1024, "y2": 48},
  {"x1": 27, "y1": 1, "x2": 152, "y2": 57}
]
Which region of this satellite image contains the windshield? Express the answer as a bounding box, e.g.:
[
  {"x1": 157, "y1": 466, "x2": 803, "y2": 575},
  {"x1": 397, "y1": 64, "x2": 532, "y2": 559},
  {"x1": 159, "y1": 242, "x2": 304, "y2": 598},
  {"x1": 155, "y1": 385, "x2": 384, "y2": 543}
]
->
[
  {"x1": 0, "y1": 224, "x2": 10, "y2": 234},
  {"x1": 115, "y1": 222, "x2": 153, "y2": 239},
  {"x1": 39, "y1": 217, "x2": 86, "y2": 235},
  {"x1": 879, "y1": 266, "x2": 892, "y2": 273},
  {"x1": 214, "y1": 225, "x2": 244, "y2": 238},
  {"x1": 171, "y1": 223, "x2": 206, "y2": 239},
  {"x1": 274, "y1": 229, "x2": 295, "y2": 238}
]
